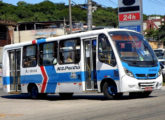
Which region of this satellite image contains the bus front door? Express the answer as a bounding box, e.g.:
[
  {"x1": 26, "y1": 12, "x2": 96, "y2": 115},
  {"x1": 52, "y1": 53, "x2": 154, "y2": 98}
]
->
[
  {"x1": 8, "y1": 49, "x2": 21, "y2": 93},
  {"x1": 84, "y1": 39, "x2": 97, "y2": 90}
]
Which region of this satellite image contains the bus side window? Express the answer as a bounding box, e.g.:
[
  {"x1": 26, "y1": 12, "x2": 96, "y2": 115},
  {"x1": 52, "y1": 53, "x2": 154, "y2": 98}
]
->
[
  {"x1": 59, "y1": 38, "x2": 80, "y2": 64},
  {"x1": 39, "y1": 42, "x2": 58, "y2": 66},
  {"x1": 23, "y1": 45, "x2": 37, "y2": 68},
  {"x1": 98, "y1": 34, "x2": 116, "y2": 66}
]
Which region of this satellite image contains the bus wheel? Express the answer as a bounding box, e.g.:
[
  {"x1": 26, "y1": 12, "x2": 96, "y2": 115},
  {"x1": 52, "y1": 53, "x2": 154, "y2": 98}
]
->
[
  {"x1": 103, "y1": 82, "x2": 122, "y2": 99},
  {"x1": 29, "y1": 85, "x2": 39, "y2": 99},
  {"x1": 59, "y1": 93, "x2": 73, "y2": 99}
]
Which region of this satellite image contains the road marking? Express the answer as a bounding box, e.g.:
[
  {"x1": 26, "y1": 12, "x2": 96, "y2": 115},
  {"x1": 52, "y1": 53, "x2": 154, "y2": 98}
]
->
[{"x1": 0, "y1": 113, "x2": 23, "y2": 118}]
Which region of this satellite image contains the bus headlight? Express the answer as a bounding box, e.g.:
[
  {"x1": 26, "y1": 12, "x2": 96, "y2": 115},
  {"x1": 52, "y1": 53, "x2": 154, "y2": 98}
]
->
[
  {"x1": 158, "y1": 69, "x2": 162, "y2": 77},
  {"x1": 124, "y1": 68, "x2": 134, "y2": 77}
]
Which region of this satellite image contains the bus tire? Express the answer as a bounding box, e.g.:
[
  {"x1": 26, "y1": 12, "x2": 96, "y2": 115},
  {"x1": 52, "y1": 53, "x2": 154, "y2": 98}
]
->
[
  {"x1": 59, "y1": 93, "x2": 73, "y2": 99},
  {"x1": 103, "y1": 82, "x2": 122, "y2": 99},
  {"x1": 28, "y1": 85, "x2": 39, "y2": 99}
]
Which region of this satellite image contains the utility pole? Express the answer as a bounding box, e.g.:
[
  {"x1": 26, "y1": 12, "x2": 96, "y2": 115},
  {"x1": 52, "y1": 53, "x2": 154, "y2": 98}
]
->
[
  {"x1": 69, "y1": 0, "x2": 72, "y2": 33},
  {"x1": 64, "y1": 18, "x2": 66, "y2": 35},
  {"x1": 87, "y1": 0, "x2": 92, "y2": 30}
]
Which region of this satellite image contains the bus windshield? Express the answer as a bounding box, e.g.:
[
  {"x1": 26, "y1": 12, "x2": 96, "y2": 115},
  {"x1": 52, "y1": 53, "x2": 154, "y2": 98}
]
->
[{"x1": 109, "y1": 31, "x2": 157, "y2": 67}]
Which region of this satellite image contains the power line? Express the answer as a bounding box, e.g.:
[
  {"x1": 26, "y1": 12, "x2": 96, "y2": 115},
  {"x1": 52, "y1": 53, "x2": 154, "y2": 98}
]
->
[
  {"x1": 107, "y1": 0, "x2": 117, "y2": 6},
  {"x1": 93, "y1": 0, "x2": 117, "y2": 8},
  {"x1": 94, "y1": 0, "x2": 109, "y2": 7}
]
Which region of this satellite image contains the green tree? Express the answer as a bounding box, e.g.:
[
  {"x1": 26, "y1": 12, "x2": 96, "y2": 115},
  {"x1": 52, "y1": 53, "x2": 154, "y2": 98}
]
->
[
  {"x1": 0, "y1": 0, "x2": 160, "y2": 30},
  {"x1": 93, "y1": 7, "x2": 118, "y2": 27},
  {"x1": 158, "y1": 24, "x2": 165, "y2": 41}
]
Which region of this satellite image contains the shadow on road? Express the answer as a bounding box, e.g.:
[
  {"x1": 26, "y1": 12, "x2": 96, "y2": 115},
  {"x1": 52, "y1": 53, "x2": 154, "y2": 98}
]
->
[{"x1": 0, "y1": 94, "x2": 157, "y2": 101}]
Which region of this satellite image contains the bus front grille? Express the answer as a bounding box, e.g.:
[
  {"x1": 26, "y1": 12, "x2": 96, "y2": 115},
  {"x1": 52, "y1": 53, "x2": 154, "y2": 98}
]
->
[
  {"x1": 138, "y1": 82, "x2": 155, "y2": 89},
  {"x1": 135, "y1": 74, "x2": 157, "y2": 79}
]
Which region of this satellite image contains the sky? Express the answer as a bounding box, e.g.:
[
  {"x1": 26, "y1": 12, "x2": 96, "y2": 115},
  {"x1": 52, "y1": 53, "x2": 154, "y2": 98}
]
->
[{"x1": 2, "y1": 0, "x2": 165, "y2": 15}]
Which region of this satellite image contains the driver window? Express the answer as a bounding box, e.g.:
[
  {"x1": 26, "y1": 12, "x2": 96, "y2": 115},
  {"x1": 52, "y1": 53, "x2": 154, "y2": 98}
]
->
[{"x1": 98, "y1": 34, "x2": 116, "y2": 66}]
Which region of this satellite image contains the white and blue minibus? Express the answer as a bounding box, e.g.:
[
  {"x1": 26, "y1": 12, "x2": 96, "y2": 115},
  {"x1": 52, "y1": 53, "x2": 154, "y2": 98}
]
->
[{"x1": 2, "y1": 29, "x2": 163, "y2": 99}]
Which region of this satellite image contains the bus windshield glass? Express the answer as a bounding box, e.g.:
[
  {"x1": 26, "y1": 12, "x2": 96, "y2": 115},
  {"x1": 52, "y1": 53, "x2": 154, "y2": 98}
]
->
[{"x1": 109, "y1": 31, "x2": 157, "y2": 67}]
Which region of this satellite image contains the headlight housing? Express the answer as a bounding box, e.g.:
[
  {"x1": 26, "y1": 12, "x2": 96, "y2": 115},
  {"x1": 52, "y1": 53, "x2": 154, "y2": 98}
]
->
[
  {"x1": 158, "y1": 69, "x2": 162, "y2": 77},
  {"x1": 124, "y1": 68, "x2": 134, "y2": 77}
]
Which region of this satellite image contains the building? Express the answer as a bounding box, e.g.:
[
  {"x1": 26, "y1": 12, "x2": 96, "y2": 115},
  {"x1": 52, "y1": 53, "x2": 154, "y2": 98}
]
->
[
  {"x1": 14, "y1": 21, "x2": 66, "y2": 43},
  {"x1": 0, "y1": 20, "x2": 16, "y2": 64},
  {"x1": 13, "y1": 21, "x2": 84, "y2": 43},
  {"x1": 0, "y1": 20, "x2": 16, "y2": 87},
  {"x1": 148, "y1": 40, "x2": 164, "y2": 50},
  {"x1": 143, "y1": 16, "x2": 165, "y2": 31},
  {"x1": 143, "y1": 16, "x2": 165, "y2": 49}
]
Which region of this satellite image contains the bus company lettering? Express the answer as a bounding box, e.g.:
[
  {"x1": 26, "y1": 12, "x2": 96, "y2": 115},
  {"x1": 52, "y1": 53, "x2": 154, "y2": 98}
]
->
[
  {"x1": 25, "y1": 69, "x2": 37, "y2": 73},
  {"x1": 57, "y1": 66, "x2": 80, "y2": 71}
]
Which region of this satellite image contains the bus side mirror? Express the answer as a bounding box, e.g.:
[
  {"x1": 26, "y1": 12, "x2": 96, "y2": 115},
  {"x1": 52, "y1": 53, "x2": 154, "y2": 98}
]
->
[
  {"x1": 99, "y1": 34, "x2": 107, "y2": 49},
  {"x1": 111, "y1": 59, "x2": 117, "y2": 67},
  {"x1": 53, "y1": 58, "x2": 57, "y2": 65},
  {"x1": 111, "y1": 52, "x2": 116, "y2": 67},
  {"x1": 102, "y1": 41, "x2": 106, "y2": 49}
]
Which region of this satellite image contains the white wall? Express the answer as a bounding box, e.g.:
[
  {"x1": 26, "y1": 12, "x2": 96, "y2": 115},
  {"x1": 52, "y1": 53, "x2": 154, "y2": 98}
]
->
[{"x1": 14, "y1": 28, "x2": 65, "y2": 43}]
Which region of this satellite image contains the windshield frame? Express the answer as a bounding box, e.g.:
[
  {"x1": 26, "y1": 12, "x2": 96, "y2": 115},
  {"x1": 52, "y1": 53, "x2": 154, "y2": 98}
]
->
[{"x1": 109, "y1": 31, "x2": 158, "y2": 67}]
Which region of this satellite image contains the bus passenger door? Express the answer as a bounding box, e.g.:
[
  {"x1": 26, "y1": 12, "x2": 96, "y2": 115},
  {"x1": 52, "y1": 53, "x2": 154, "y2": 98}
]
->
[
  {"x1": 8, "y1": 49, "x2": 21, "y2": 92},
  {"x1": 84, "y1": 39, "x2": 97, "y2": 90}
]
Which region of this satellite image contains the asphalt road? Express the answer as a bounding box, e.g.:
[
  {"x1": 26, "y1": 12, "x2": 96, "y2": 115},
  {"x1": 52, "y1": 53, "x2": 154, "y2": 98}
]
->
[{"x1": 0, "y1": 88, "x2": 165, "y2": 120}]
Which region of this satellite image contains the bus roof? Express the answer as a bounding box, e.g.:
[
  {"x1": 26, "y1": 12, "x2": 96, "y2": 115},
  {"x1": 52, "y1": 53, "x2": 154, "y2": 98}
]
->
[{"x1": 3, "y1": 28, "x2": 139, "y2": 50}]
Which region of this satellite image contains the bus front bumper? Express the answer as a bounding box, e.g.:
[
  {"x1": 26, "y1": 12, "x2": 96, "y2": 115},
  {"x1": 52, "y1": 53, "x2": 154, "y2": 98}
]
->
[{"x1": 120, "y1": 74, "x2": 163, "y2": 93}]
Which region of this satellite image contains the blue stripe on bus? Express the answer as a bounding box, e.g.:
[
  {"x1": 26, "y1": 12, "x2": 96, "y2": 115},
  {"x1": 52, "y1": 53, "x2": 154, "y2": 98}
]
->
[
  {"x1": 97, "y1": 69, "x2": 119, "y2": 81},
  {"x1": 122, "y1": 62, "x2": 159, "y2": 79},
  {"x1": 81, "y1": 71, "x2": 86, "y2": 82},
  {"x1": 3, "y1": 77, "x2": 15, "y2": 85},
  {"x1": 3, "y1": 77, "x2": 11, "y2": 85},
  {"x1": 45, "y1": 66, "x2": 57, "y2": 93},
  {"x1": 56, "y1": 72, "x2": 82, "y2": 82},
  {"x1": 36, "y1": 38, "x2": 46, "y2": 44},
  {"x1": 21, "y1": 75, "x2": 43, "y2": 84},
  {"x1": 3, "y1": 70, "x2": 119, "y2": 86}
]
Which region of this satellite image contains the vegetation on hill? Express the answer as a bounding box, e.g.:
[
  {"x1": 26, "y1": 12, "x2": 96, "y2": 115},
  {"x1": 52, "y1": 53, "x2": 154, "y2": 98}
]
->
[{"x1": 0, "y1": 0, "x2": 118, "y2": 27}]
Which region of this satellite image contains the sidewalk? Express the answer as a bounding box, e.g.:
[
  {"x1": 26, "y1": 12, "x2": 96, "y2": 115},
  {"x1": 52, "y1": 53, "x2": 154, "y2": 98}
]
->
[{"x1": 161, "y1": 85, "x2": 165, "y2": 90}]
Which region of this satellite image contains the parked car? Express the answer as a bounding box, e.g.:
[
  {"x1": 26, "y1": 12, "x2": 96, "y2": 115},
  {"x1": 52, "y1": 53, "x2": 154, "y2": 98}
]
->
[{"x1": 154, "y1": 49, "x2": 165, "y2": 80}]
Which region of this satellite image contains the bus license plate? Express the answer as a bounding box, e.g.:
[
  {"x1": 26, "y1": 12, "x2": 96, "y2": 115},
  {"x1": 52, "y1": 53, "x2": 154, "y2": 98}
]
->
[{"x1": 144, "y1": 87, "x2": 152, "y2": 91}]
